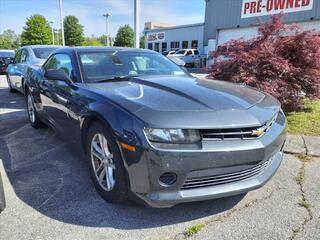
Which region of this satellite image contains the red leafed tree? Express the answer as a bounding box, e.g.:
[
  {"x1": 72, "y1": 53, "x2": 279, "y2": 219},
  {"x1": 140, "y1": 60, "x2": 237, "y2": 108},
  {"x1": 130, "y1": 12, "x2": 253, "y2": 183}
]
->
[{"x1": 207, "y1": 15, "x2": 320, "y2": 111}]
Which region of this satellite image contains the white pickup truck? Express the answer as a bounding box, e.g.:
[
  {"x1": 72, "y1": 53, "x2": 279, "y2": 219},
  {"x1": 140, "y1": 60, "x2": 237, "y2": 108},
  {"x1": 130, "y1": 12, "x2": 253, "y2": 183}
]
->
[{"x1": 169, "y1": 49, "x2": 201, "y2": 67}]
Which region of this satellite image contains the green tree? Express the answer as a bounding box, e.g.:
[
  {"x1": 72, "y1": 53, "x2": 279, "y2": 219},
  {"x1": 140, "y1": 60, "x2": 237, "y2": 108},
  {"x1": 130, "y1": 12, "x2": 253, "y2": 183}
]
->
[
  {"x1": 0, "y1": 35, "x2": 12, "y2": 49},
  {"x1": 97, "y1": 34, "x2": 113, "y2": 46},
  {"x1": 83, "y1": 37, "x2": 103, "y2": 46},
  {"x1": 0, "y1": 30, "x2": 20, "y2": 49},
  {"x1": 64, "y1": 15, "x2": 84, "y2": 46},
  {"x1": 21, "y1": 14, "x2": 52, "y2": 45},
  {"x1": 54, "y1": 28, "x2": 62, "y2": 45},
  {"x1": 113, "y1": 24, "x2": 134, "y2": 47},
  {"x1": 139, "y1": 34, "x2": 145, "y2": 48}
]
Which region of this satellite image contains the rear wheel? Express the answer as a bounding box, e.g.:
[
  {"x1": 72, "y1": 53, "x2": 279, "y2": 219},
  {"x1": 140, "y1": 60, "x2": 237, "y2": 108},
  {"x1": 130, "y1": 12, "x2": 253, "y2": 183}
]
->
[
  {"x1": 86, "y1": 122, "x2": 128, "y2": 203},
  {"x1": 26, "y1": 91, "x2": 44, "y2": 128}
]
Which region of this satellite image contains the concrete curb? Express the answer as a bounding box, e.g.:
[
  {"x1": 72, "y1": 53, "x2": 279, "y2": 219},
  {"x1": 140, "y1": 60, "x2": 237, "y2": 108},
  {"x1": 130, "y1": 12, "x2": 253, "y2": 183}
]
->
[{"x1": 284, "y1": 134, "x2": 320, "y2": 157}]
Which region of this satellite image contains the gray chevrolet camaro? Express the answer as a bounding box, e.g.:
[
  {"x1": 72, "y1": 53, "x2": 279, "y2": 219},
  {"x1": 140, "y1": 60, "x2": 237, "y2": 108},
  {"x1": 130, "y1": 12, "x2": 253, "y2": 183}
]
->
[{"x1": 25, "y1": 47, "x2": 286, "y2": 208}]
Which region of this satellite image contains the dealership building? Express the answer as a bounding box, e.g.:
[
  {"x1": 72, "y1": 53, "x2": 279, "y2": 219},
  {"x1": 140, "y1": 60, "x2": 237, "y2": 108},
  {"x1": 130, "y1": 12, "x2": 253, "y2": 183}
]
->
[{"x1": 144, "y1": 0, "x2": 320, "y2": 55}]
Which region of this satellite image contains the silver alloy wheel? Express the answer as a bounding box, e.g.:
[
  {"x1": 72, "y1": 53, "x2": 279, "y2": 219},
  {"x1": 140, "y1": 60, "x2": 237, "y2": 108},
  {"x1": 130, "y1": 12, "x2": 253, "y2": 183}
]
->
[
  {"x1": 91, "y1": 133, "x2": 116, "y2": 191},
  {"x1": 27, "y1": 93, "x2": 35, "y2": 123}
]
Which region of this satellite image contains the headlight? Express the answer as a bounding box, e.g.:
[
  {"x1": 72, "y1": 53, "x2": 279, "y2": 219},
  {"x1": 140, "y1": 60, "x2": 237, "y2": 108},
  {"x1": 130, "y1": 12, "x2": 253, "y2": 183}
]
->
[
  {"x1": 276, "y1": 108, "x2": 286, "y2": 125},
  {"x1": 144, "y1": 128, "x2": 201, "y2": 144}
]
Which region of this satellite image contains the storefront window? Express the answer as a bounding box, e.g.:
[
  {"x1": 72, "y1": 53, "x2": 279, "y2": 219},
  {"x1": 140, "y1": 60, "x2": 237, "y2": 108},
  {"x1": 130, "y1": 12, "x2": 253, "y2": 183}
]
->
[
  {"x1": 191, "y1": 40, "x2": 198, "y2": 49},
  {"x1": 148, "y1": 43, "x2": 153, "y2": 50},
  {"x1": 154, "y1": 42, "x2": 160, "y2": 52},
  {"x1": 170, "y1": 41, "x2": 180, "y2": 50},
  {"x1": 182, "y1": 41, "x2": 188, "y2": 49},
  {"x1": 161, "y1": 42, "x2": 167, "y2": 52}
]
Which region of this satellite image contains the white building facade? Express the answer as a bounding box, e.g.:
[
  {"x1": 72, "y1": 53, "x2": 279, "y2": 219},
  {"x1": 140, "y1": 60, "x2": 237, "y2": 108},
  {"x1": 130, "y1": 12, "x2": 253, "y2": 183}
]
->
[
  {"x1": 144, "y1": 23, "x2": 204, "y2": 54},
  {"x1": 145, "y1": 0, "x2": 320, "y2": 56}
]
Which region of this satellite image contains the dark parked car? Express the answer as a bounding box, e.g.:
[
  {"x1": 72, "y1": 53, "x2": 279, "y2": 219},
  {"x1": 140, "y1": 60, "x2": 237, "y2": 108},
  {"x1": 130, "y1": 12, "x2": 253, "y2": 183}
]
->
[
  {"x1": 25, "y1": 47, "x2": 286, "y2": 208},
  {"x1": 0, "y1": 50, "x2": 15, "y2": 74},
  {"x1": 7, "y1": 45, "x2": 60, "y2": 94}
]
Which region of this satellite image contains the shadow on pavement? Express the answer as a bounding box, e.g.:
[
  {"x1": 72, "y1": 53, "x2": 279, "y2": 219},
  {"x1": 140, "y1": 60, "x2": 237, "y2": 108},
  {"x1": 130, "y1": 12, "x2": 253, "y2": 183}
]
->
[{"x1": 0, "y1": 86, "x2": 244, "y2": 229}]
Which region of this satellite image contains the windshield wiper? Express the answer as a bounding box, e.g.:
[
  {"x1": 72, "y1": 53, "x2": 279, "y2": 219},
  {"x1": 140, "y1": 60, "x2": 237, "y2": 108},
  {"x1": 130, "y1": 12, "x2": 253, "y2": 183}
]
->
[{"x1": 95, "y1": 75, "x2": 138, "y2": 83}]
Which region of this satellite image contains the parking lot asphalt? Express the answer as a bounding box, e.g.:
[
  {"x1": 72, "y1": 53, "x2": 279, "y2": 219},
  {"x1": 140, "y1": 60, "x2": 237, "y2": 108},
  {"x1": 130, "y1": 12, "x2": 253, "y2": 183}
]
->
[{"x1": 0, "y1": 75, "x2": 319, "y2": 240}]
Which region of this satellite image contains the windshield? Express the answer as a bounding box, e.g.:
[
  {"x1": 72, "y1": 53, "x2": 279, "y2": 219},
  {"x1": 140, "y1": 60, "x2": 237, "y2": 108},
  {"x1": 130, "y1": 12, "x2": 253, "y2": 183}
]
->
[
  {"x1": 33, "y1": 47, "x2": 58, "y2": 59},
  {"x1": 175, "y1": 50, "x2": 186, "y2": 55},
  {"x1": 0, "y1": 52, "x2": 15, "y2": 58},
  {"x1": 79, "y1": 51, "x2": 186, "y2": 83}
]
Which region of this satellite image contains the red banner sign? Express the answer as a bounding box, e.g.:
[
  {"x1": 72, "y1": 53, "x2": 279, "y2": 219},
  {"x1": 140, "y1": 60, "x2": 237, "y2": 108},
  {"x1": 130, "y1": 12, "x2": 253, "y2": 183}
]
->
[{"x1": 241, "y1": 0, "x2": 314, "y2": 18}]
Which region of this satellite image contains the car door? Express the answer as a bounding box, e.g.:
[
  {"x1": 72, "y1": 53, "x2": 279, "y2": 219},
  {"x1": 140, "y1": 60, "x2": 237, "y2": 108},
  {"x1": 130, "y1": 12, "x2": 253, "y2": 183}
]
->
[
  {"x1": 8, "y1": 49, "x2": 22, "y2": 89},
  {"x1": 14, "y1": 48, "x2": 29, "y2": 91},
  {"x1": 184, "y1": 50, "x2": 194, "y2": 64},
  {"x1": 40, "y1": 53, "x2": 81, "y2": 141}
]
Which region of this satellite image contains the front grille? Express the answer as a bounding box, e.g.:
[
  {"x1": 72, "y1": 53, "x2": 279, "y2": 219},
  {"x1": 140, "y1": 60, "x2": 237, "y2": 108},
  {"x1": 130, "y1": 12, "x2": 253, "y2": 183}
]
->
[
  {"x1": 182, "y1": 160, "x2": 270, "y2": 190},
  {"x1": 200, "y1": 115, "x2": 277, "y2": 140}
]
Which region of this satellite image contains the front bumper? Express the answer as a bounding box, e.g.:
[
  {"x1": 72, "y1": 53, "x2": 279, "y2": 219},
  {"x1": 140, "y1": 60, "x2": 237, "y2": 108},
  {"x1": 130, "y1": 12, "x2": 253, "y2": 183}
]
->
[
  {"x1": 136, "y1": 151, "x2": 283, "y2": 208},
  {"x1": 121, "y1": 119, "x2": 286, "y2": 208}
]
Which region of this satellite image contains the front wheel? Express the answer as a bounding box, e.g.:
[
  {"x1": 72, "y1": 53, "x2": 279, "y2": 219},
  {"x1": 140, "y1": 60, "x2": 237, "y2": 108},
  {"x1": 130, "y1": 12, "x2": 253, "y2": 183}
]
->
[
  {"x1": 86, "y1": 122, "x2": 128, "y2": 203},
  {"x1": 26, "y1": 91, "x2": 44, "y2": 128}
]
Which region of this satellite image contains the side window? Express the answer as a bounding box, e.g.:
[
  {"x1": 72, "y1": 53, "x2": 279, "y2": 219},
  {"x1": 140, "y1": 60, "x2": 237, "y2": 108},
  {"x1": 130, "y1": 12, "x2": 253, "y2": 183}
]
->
[
  {"x1": 182, "y1": 41, "x2": 188, "y2": 49},
  {"x1": 154, "y1": 43, "x2": 160, "y2": 52},
  {"x1": 193, "y1": 50, "x2": 199, "y2": 55},
  {"x1": 161, "y1": 42, "x2": 167, "y2": 52},
  {"x1": 21, "y1": 49, "x2": 28, "y2": 63},
  {"x1": 14, "y1": 50, "x2": 22, "y2": 63},
  {"x1": 186, "y1": 50, "x2": 193, "y2": 56},
  {"x1": 44, "y1": 54, "x2": 73, "y2": 79},
  {"x1": 191, "y1": 40, "x2": 198, "y2": 49}
]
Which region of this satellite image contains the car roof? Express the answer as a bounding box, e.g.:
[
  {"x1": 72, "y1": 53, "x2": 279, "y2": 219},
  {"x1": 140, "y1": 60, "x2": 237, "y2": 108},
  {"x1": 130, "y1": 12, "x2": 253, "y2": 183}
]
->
[
  {"x1": 54, "y1": 46, "x2": 155, "y2": 54},
  {"x1": 22, "y1": 45, "x2": 62, "y2": 49}
]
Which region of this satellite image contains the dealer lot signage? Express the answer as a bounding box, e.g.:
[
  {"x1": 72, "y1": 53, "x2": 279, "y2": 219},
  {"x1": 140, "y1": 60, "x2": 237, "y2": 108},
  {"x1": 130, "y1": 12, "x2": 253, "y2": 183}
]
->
[
  {"x1": 241, "y1": 0, "x2": 314, "y2": 18},
  {"x1": 146, "y1": 32, "x2": 165, "y2": 42}
]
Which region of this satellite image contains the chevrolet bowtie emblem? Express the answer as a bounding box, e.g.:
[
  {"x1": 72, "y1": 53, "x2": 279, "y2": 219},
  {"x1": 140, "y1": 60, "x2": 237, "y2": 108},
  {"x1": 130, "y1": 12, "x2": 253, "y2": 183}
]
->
[{"x1": 252, "y1": 128, "x2": 265, "y2": 137}]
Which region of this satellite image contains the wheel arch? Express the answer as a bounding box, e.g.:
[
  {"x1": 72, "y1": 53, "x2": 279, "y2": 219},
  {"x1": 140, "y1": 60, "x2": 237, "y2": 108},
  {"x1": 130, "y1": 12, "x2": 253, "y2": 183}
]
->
[
  {"x1": 81, "y1": 113, "x2": 112, "y2": 155},
  {"x1": 21, "y1": 77, "x2": 27, "y2": 95}
]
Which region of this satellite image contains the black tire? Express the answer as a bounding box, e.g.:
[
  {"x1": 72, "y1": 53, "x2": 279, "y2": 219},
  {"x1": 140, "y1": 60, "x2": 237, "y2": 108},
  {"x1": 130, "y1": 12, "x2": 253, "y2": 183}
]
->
[
  {"x1": 0, "y1": 172, "x2": 6, "y2": 213},
  {"x1": 26, "y1": 91, "x2": 44, "y2": 128},
  {"x1": 7, "y1": 75, "x2": 16, "y2": 93},
  {"x1": 85, "y1": 122, "x2": 128, "y2": 203}
]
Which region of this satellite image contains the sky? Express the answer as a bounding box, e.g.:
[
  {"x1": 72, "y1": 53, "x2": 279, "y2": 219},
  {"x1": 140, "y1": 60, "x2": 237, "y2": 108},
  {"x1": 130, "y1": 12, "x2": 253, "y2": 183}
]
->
[{"x1": 0, "y1": 0, "x2": 205, "y2": 37}]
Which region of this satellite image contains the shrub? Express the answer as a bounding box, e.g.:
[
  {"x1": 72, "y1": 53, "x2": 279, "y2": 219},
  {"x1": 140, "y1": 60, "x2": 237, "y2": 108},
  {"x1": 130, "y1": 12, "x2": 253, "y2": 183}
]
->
[{"x1": 207, "y1": 15, "x2": 320, "y2": 111}]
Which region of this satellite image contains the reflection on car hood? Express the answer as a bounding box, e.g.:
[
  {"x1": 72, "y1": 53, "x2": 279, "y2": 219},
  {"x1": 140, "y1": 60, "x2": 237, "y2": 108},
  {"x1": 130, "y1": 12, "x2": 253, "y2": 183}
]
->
[
  {"x1": 33, "y1": 58, "x2": 46, "y2": 66},
  {"x1": 86, "y1": 75, "x2": 279, "y2": 128}
]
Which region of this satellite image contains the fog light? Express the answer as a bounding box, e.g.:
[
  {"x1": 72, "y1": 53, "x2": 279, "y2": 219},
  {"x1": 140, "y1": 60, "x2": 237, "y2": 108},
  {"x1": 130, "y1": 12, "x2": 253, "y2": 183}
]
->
[{"x1": 159, "y1": 172, "x2": 177, "y2": 186}]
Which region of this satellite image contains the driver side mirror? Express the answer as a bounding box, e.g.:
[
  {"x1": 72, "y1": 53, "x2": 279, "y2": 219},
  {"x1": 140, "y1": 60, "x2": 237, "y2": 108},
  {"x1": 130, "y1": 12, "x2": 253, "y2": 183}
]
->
[{"x1": 44, "y1": 69, "x2": 72, "y2": 84}]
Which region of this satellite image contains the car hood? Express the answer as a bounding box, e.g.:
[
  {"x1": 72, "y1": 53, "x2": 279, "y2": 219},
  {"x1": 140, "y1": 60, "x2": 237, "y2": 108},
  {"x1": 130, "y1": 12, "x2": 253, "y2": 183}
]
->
[{"x1": 86, "y1": 75, "x2": 279, "y2": 128}]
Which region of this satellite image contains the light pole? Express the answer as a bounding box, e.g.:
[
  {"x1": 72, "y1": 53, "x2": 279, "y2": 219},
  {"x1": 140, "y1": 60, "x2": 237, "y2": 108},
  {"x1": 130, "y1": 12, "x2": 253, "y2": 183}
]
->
[
  {"x1": 50, "y1": 20, "x2": 55, "y2": 45},
  {"x1": 103, "y1": 13, "x2": 111, "y2": 46},
  {"x1": 59, "y1": 0, "x2": 65, "y2": 46},
  {"x1": 134, "y1": 0, "x2": 140, "y2": 48}
]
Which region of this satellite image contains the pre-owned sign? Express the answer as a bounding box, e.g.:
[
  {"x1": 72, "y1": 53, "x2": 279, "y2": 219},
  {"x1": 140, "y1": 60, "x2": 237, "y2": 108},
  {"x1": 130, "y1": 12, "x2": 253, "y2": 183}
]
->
[
  {"x1": 146, "y1": 32, "x2": 165, "y2": 42},
  {"x1": 241, "y1": 0, "x2": 314, "y2": 18}
]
